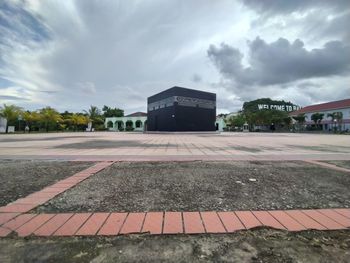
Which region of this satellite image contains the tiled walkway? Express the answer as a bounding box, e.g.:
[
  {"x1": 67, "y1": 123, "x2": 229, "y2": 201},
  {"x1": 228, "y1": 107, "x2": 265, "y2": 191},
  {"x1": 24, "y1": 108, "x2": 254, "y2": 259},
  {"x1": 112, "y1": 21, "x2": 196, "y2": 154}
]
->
[
  {"x1": 1, "y1": 132, "x2": 350, "y2": 161},
  {"x1": 0, "y1": 160, "x2": 349, "y2": 237},
  {"x1": 1, "y1": 209, "x2": 349, "y2": 237}
]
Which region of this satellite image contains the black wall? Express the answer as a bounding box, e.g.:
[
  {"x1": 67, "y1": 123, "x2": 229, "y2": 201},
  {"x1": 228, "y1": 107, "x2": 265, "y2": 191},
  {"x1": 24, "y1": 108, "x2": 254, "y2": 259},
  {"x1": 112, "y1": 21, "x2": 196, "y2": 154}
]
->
[{"x1": 147, "y1": 86, "x2": 216, "y2": 131}]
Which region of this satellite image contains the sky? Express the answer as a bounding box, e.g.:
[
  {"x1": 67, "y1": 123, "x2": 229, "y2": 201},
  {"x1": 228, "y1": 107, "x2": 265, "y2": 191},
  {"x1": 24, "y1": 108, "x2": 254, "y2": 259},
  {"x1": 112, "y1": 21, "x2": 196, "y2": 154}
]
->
[{"x1": 0, "y1": 0, "x2": 349, "y2": 114}]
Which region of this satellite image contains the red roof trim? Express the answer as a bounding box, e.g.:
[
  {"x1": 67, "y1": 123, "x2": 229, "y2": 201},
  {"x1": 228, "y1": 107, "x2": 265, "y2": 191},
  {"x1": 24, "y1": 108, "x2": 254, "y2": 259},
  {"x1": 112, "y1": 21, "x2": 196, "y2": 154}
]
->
[{"x1": 291, "y1": 98, "x2": 350, "y2": 115}]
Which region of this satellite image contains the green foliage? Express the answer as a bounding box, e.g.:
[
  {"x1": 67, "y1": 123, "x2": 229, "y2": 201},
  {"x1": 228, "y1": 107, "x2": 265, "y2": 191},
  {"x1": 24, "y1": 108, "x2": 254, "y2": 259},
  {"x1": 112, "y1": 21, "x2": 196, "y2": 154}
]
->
[
  {"x1": 0, "y1": 104, "x2": 23, "y2": 131},
  {"x1": 328, "y1": 112, "x2": 344, "y2": 131},
  {"x1": 293, "y1": 113, "x2": 306, "y2": 123},
  {"x1": 0, "y1": 103, "x2": 125, "y2": 133},
  {"x1": 39, "y1": 107, "x2": 62, "y2": 132},
  {"x1": 244, "y1": 109, "x2": 292, "y2": 130},
  {"x1": 102, "y1": 105, "x2": 124, "y2": 118},
  {"x1": 243, "y1": 98, "x2": 297, "y2": 113},
  {"x1": 226, "y1": 114, "x2": 246, "y2": 128},
  {"x1": 84, "y1": 105, "x2": 104, "y2": 129},
  {"x1": 311, "y1": 113, "x2": 324, "y2": 126}
]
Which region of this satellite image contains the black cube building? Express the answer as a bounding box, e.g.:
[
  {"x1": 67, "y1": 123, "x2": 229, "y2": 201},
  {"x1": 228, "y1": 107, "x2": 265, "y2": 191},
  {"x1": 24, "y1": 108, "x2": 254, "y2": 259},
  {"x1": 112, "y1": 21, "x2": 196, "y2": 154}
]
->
[{"x1": 147, "y1": 86, "x2": 216, "y2": 131}]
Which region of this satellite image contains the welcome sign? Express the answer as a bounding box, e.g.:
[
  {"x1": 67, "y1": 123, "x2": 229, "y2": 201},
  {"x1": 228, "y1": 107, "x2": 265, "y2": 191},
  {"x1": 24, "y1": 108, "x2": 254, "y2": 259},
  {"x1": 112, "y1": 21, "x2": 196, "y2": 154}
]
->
[{"x1": 257, "y1": 104, "x2": 301, "y2": 112}]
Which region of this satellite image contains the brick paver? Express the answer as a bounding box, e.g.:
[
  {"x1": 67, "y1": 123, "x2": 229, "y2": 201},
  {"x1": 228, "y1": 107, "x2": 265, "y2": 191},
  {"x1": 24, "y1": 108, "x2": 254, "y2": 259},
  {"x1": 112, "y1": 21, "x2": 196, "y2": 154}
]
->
[
  {"x1": 98, "y1": 213, "x2": 127, "y2": 235},
  {"x1": 285, "y1": 210, "x2": 326, "y2": 230},
  {"x1": 269, "y1": 211, "x2": 306, "y2": 231},
  {"x1": 0, "y1": 226, "x2": 12, "y2": 237},
  {"x1": 0, "y1": 213, "x2": 19, "y2": 225},
  {"x1": 334, "y1": 209, "x2": 350, "y2": 219},
  {"x1": 0, "y1": 209, "x2": 349, "y2": 237},
  {"x1": 235, "y1": 211, "x2": 262, "y2": 229},
  {"x1": 34, "y1": 213, "x2": 74, "y2": 236},
  {"x1": 217, "y1": 212, "x2": 245, "y2": 232},
  {"x1": 183, "y1": 212, "x2": 205, "y2": 234},
  {"x1": 302, "y1": 210, "x2": 344, "y2": 230},
  {"x1": 119, "y1": 213, "x2": 146, "y2": 234},
  {"x1": 163, "y1": 212, "x2": 183, "y2": 234},
  {"x1": 200, "y1": 212, "x2": 226, "y2": 233},
  {"x1": 2, "y1": 214, "x2": 37, "y2": 231},
  {"x1": 252, "y1": 211, "x2": 285, "y2": 230},
  {"x1": 142, "y1": 212, "x2": 163, "y2": 234},
  {"x1": 54, "y1": 213, "x2": 92, "y2": 236},
  {"x1": 16, "y1": 214, "x2": 55, "y2": 237},
  {"x1": 318, "y1": 209, "x2": 350, "y2": 228},
  {"x1": 76, "y1": 213, "x2": 110, "y2": 235},
  {"x1": 0, "y1": 204, "x2": 38, "y2": 213}
]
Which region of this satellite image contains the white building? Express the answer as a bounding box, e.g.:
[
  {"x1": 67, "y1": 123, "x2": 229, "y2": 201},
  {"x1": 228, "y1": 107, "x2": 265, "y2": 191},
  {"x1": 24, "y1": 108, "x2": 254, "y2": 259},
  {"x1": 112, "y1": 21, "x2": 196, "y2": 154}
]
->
[
  {"x1": 290, "y1": 99, "x2": 350, "y2": 131},
  {"x1": 105, "y1": 112, "x2": 147, "y2": 131},
  {"x1": 215, "y1": 116, "x2": 226, "y2": 131}
]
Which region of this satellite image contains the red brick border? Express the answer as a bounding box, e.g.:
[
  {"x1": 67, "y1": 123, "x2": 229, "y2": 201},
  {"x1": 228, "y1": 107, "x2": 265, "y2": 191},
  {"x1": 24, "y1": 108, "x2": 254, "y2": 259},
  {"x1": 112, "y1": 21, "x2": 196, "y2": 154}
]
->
[
  {"x1": 0, "y1": 162, "x2": 113, "y2": 214},
  {"x1": 304, "y1": 160, "x2": 350, "y2": 173},
  {"x1": 0, "y1": 160, "x2": 349, "y2": 238},
  {"x1": 0, "y1": 208, "x2": 349, "y2": 237}
]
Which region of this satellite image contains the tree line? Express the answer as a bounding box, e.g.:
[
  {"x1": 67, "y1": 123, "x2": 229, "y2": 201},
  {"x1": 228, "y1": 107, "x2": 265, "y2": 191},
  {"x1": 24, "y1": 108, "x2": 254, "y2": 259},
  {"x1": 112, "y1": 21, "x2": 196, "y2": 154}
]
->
[
  {"x1": 0, "y1": 104, "x2": 124, "y2": 133},
  {"x1": 225, "y1": 110, "x2": 345, "y2": 132}
]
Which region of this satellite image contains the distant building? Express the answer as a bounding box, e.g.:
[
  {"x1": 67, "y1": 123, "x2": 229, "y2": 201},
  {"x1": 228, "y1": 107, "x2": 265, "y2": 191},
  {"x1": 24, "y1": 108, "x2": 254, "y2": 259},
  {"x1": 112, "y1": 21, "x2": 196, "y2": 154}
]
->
[
  {"x1": 0, "y1": 117, "x2": 7, "y2": 133},
  {"x1": 147, "y1": 86, "x2": 216, "y2": 131},
  {"x1": 105, "y1": 112, "x2": 147, "y2": 131},
  {"x1": 290, "y1": 98, "x2": 350, "y2": 131}
]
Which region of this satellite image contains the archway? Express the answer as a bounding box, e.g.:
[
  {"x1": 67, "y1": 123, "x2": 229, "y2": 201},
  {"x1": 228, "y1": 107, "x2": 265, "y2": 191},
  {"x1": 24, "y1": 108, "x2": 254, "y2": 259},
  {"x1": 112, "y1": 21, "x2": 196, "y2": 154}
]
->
[
  {"x1": 135, "y1": 120, "x2": 142, "y2": 128},
  {"x1": 125, "y1": 120, "x2": 133, "y2": 128},
  {"x1": 115, "y1": 121, "x2": 124, "y2": 130},
  {"x1": 107, "y1": 121, "x2": 113, "y2": 128}
]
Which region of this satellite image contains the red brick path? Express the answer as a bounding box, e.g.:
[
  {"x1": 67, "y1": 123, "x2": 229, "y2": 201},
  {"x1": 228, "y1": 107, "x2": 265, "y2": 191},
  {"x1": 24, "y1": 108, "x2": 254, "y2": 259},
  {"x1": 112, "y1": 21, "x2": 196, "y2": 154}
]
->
[
  {"x1": 0, "y1": 209, "x2": 349, "y2": 237},
  {"x1": 0, "y1": 161, "x2": 349, "y2": 237}
]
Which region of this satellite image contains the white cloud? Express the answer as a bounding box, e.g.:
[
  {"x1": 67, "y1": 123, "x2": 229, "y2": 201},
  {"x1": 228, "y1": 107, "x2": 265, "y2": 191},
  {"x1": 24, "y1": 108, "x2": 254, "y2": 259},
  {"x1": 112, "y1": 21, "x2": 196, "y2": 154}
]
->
[{"x1": 0, "y1": 0, "x2": 349, "y2": 114}]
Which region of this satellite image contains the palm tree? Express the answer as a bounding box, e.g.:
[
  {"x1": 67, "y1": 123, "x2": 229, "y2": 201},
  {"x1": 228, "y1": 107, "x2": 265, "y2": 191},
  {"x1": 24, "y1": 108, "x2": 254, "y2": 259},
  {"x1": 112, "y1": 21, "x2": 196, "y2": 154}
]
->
[
  {"x1": 293, "y1": 113, "x2": 306, "y2": 131},
  {"x1": 334, "y1": 112, "x2": 343, "y2": 131},
  {"x1": 0, "y1": 104, "x2": 23, "y2": 133},
  {"x1": 23, "y1": 111, "x2": 41, "y2": 132},
  {"x1": 39, "y1": 107, "x2": 62, "y2": 132},
  {"x1": 311, "y1": 113, "x2": 324, "y2": 130},
  {"x1": 83, "y1": 105, "x2": 103, "y2": 131}
]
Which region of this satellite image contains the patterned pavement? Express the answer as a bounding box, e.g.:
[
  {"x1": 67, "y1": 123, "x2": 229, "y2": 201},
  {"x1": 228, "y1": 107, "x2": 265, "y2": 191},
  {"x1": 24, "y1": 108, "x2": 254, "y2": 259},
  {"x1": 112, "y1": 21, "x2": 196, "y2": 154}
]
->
[{"x1": 0, "y1": 132, "x2": 350, "y2": 161}]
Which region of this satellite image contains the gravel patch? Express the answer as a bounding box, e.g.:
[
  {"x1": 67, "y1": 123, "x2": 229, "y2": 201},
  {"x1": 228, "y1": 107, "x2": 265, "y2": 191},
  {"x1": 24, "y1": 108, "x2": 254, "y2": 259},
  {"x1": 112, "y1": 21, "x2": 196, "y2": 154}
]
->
[
  {"x1": 0, "y1": 160, "x2": 94, "y2": 206},
  {"x1": 35, "y1": 161, "x2": 350, "y2": 212}
]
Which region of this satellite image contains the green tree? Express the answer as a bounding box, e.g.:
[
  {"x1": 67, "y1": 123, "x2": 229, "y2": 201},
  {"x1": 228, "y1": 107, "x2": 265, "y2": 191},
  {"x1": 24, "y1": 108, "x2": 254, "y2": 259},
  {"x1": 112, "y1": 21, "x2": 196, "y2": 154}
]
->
[
  {"x1": 39, "y1": 107, "x2": 62, "y2": 132},
  {"x1": 311, "y1": 113, "x2": 324, "y2": 130},
  {"x1": 333, "y1": 112, "x2": 343, "y2": 131},
  {"x1": 23, "y1": 111, "x2": 41, "y2": 131},
  {"x1": 68, "y1": 114, "x2": 89, "y2": 131},
  {"x1": 0, "y1": 104, "x2": 23, "y2": 132},
  {"x1": 102, "y1": 105, "x2": 124, "y2": 118},
  {"x1": 292, "y1": 113, "x2": 306, "y2": 131},
  {"x1": 84, "y1": 105, "x2": 103, "y2": 131},
  {"x1": 225, "y1": 114, "x2": 246, "y2": 130}
]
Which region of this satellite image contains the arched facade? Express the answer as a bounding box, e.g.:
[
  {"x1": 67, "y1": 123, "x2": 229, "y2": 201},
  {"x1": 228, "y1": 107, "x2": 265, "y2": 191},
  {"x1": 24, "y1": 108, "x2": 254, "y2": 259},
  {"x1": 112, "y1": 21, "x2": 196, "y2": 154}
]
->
[{"x1": 105, "y1": 115, "x2": 147, "y2": 132}]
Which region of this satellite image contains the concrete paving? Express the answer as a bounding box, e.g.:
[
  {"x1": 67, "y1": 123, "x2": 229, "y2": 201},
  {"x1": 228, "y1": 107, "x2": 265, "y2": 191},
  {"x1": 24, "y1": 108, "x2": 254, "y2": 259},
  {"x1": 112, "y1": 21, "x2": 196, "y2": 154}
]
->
[{"x1": 0, "y1": 132, "x2": 350, "y2": 161}]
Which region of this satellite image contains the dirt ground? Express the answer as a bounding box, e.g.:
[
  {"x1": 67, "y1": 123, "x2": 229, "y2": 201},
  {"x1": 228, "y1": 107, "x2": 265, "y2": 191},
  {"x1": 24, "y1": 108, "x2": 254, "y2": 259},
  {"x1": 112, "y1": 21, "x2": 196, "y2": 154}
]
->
[
  {"x1": 35, "y1": 161, "x2": 350, "y2": 213},
  {"x1": 0, "y1": 160, "x2": 93, "y2": 206},
  {"x1": 323, "y1": 160, "x2": 350, "y2": 169},
  {"x1": 0, "y1": 229, "x2": 349, "y2": 263}
]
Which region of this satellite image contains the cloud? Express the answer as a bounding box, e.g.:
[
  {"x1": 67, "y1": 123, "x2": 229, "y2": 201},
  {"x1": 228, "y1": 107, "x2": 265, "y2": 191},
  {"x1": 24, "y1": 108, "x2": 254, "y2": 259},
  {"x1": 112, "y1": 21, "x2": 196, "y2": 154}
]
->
[
  {"x1": 191, "y1": 74, "x2": 202, "y2": 83},
  {"x1": 242, "y1": 0, "x2": 349, "y2": 15},
  {"x1": 208, "y1": 37, "x2": 350, "y2": 86},
  {"x1": 0, "y1": 0, "x2": 349, "y2": 113}
]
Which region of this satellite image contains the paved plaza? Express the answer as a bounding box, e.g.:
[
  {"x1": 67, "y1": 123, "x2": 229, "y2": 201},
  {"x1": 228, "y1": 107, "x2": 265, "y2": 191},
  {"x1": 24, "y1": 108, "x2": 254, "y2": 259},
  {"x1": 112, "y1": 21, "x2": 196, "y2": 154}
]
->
[
  {"x1": 0, "y1": 132, "x2": 350, "y2": 161},
  {"x1": 0, "y1": 132, "x2": 350, "y2": 262}
]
